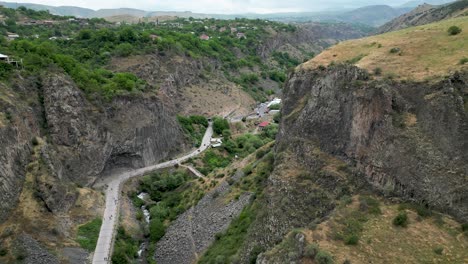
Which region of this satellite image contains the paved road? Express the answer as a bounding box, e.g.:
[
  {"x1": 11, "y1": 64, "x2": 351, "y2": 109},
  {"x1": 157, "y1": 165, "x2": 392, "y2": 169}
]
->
[{"x1": 92, "y1": 122, "x2": 213, "y2": 264}]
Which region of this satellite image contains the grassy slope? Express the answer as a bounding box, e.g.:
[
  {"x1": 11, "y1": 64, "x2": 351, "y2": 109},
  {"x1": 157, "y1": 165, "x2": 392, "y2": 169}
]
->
[
  {"x1": 303, "y1": 16, "x2": 468, "y2": 81},
  {"x1": 304, "y1": 196, "x2": 468, "y2": 264}
]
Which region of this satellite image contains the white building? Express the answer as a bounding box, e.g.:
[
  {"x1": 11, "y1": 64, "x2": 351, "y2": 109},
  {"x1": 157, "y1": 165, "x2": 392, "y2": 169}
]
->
[{"x1": 267, "y1": 98, "x2": 282, "y2": 107}]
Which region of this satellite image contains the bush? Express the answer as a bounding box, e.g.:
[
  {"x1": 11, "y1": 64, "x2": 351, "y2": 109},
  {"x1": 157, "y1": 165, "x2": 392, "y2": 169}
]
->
[
  {"x1": 460, "y1": 57, "x2": 468, "y2": 65},
  {"x1": 315, "y1": 251, "x2": 334, "y2": 264},
  {"x1": 344, "y1": 234, "x2": 359, "y2": 245},
  {"x1": 304, "y1": 243, "x2": 319, "y2": 258},
  {"x1": 149, "y1": 218, "x2": 166, "y2": 242},
  {"x1": 433, "y1": 246, "x2": 444, "y2": 255},
  {"x1": 31, "y1": 137, "x2": 39, "y2": 146},
  {"x1": 0, "y1": 248, "x2": 7, "y2": 256},
  {"x1": 374, "y1": 67, "x2": 382, "y2": 75},
  {"x1": 389, "y1": 47, "x2": 401, "y2": 54},
  {"x1": 393, "y1": 211, "x2": 408, "y2": 227},
  {"x1": 461, "y1": 223, "x2": 468, "y2": 232},
  {"x1": 447, "y1": 26, "x2": 462, "y2": 36}
]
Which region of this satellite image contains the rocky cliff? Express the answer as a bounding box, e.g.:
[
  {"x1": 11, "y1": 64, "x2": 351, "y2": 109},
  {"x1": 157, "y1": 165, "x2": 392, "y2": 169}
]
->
[
  {"x1": 239, "y1": 64, "x2": 468, "y2": 261},
  {"x1": 377, "y1": 0, "x2": 468, "y2": 34},
  {"x1": 0, "y1": 70, "x2": 187, "y2": 220}
]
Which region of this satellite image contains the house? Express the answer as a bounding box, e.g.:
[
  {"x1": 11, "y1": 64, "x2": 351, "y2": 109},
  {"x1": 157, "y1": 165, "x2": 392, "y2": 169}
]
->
[
  {"x1": 7, "y1": 33, "x2": 19, "y2": 41},
  {"x1": 0, "y1": 53, "x2": 22, "y2": 67},
  {"x1": 267, "y1": 98, "x2": 282, "y2": 107},
  {"x1": 236, "y1": 32, "x2": 246, "y2": 39},
  {"x1": 211, "y1": 143, "x2": 222, "y2": 148},
  {"x1": 0, "y1": 53, "x2": 9, "y2": 61},
  {"x1": 258, "y1": 121, "x2": 270, "y2": 129},
  {"x1": 200, "y1": 34, "x2": 210, "y2": 40},
  {"x1": 219, "y1": 27, "x2": 227, "y2": 33},
  {"x1": 230, "y1": 27, "x2": 237, "y2": 33},
  {"x1": 210, "y1": 138, "x2": 222, "y2": 144}
]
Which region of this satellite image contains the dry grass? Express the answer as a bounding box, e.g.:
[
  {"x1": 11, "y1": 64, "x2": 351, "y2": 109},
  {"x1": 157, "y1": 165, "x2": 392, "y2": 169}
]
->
[
  {"x1": 303, "y1": 16, "x2": 468, "y2": 81},
  {"x1": 304, "y1": 196, "x2": 468, "y2": 264}
]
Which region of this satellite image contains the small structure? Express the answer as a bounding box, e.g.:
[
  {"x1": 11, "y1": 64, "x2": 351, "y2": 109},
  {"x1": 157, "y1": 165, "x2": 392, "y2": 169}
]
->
[
  {"x1": 210, "y1": 138, "x2": 222, "y2": 144},
  {"x1": 200, "y1": 34, "x2": 210, "y2": 40},
  {"x1": 267, "y1": 98, "x2": 282, "y2": 107},
  {"x1": 219, "y1": 27, "x2": 227, "y2": 33},
  {"x1": 0, "y1": 53, "x2": 23, "y2": 67},
  {"x1": 7, "y1": 33, "x2": 19, "y2": 41},
  {"x1": 258, "y1": 121, "x2": 270, "y2": 129},
  {"x1": 236, "y1": 32, "x2": 246, "y2": 39},
  {"x1": 230, "y1": 27, "x2": 238, "y2": 33}
]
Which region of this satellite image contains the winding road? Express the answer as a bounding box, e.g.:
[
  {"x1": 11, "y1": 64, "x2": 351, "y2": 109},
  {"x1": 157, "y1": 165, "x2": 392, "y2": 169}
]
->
[{"x1": 92, "y1": 122, "x2": 213, "y2": 264}]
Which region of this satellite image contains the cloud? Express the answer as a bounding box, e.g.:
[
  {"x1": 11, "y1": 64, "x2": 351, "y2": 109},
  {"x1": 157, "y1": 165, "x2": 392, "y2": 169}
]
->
[{"x1": 11, "y1": 0, "x2": 411, "y2": 13}]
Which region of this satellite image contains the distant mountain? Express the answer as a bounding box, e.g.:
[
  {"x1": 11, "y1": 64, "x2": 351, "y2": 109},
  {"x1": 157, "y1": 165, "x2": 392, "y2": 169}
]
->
[
  {"x1": 0, "y1": 1, "x2": 412, "y2": 26},
  {"x1": 378, "y1": 0, "x2": 468, "y2": 33},
  {"x1": 0, "y1": 2, "x2": 95, "y2": 17},
  {"x1": 400, "y1": 0, "x2": 456, "y2": 8},
  {"x1": 336, "y1": 5, "x2": 412, "y2": 27}
]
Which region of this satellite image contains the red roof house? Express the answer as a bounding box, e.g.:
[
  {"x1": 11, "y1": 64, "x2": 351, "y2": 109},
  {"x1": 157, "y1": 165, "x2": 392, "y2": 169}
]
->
[
  {"x1": 259, "y1": 121, "x2": 270, "y2": 128},
  {"x1": 200, "y1": 34, "x2": 210, "y2": 40}
]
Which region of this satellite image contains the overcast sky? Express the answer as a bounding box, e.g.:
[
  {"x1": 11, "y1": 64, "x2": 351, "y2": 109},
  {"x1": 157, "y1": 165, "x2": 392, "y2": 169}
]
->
[{"x1": 8, "y1": 0, "x2": 414, "y2": 13}]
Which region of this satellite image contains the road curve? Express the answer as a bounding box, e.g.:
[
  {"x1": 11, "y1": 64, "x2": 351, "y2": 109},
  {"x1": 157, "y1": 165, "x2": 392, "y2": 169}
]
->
[{"x1": 92, "y1": 122, "x2": 213, "y2": 264}]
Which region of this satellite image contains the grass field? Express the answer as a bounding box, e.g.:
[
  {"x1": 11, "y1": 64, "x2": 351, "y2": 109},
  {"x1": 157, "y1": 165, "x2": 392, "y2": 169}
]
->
[
  {"x1": 303, "y1": 16, "x2": 468, "y2": 81},
  {"x1": 76, "y1": 218, "x2": 102, "y2": 251},
  {"x1": 304, "y1": 196, "x2": 468, "y2": 264}
]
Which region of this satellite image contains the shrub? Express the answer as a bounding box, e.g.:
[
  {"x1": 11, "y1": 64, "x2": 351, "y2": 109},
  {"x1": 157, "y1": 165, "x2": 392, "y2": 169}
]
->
[
  {"x1": 0, "y1": 248, "x2": 7, "y2": 256},
  {"x1": 374, "y1": 67, "x2": 382, "y2": 75},
  {"x1": 344, "y1": 234, "x2": 359, "y2": 245},
  {"x1": 149, "y1": 218, "x2": 166, "y2": 242},
  {"x1": 393, "y1": 211, "x2": 408, "y2": 227},
  {"x1": 433, "y1": 246, "x2": 444, "y2": 255},
  {"x1": 31, "y1": 137, "x2": 39, "y2": 146},
  {"x1": 461, "y1": 223, "x2": 468, "y2": 232},
  {"x1": 460, "y1": 57, "x2": 468, "y2": 65},
  {"x1": 315, "y1": 251, "x2": 334, "y2": 264},
  {"x1": 389, "y1": 47, "x2": 401, "y2": 54},
  {"x1": 447, "y1": 26, "x2": 462, "y2": 35},
  {"x1": 304, "y1": 243, "x2": 319, "y2": 258}
]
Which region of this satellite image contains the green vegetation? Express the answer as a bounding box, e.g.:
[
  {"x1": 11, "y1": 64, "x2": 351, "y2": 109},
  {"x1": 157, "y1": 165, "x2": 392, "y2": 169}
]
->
[
  {"x1": 389, "y1": 47, "x2": 401, "y2": 54},
  {"x1": 433, "y1": 246, "x2": 444, "y2": 255},
  {"x1": 447, "y1": 25, "x2": 462, "y2": 35},
  {"x1": 199, "y1": 147, "x2": 275, "y2": 263},
  {"x1": 0, "y1": 6, "x2": 303, "y2": 103},
  {"x1": 345, "y1": 53, "x2": 366, "y2": 64},
  {"x1": 198, "y1": 205, "x2": 258, "y2": 264},
  {"x1": 374, "y1": 67, "x2": 382, "y2": 75},
  {"x1": 332, "y1": 196, "x2": 381, "y2": 246},
  {"x1": 393, "y1": 211, "x2": 409, "y2": 227},
  {"x1": 460, "y1": 57, "x2": 468, "y2": 65},
  {"x1": 268, "y1": 104, "x2": 281, "y2": 110},
  {"x1": 177, "y1": 115, "x2": 208, "y2": 147},
  {"x1": 212, "y1": 117, "x2": 230, "y2": 135},
  {"x1": 315, "y1": 251, "x2": 335, "y2": 264},
  {"x1": 137, "y1": 170, "x2": 205, "y2": 243},
  {"x1": 76, "y1": 218, "x2": 102, "y2": 251},
  {"x1": 398, "y1": 203, "x2": 432, "y2": 218},
  {"x1": 111, "y1": 226, "x2": 139, "y2": 264}
]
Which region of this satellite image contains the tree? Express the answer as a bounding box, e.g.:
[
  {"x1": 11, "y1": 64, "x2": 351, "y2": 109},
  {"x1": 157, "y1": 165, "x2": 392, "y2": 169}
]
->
[
  {"x1": 213, "y1": 117, "x2": 229, "y2": 135},
  {"x1": 448, "y1": 26, "x2": 462, "y2": 36},
  {"x1": 149, "y1": 218, "x2": 166, "y2": 242}
]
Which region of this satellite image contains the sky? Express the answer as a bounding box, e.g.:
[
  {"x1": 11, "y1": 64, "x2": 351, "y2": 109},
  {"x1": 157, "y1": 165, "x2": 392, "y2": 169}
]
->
[{"x1": 7, "y1": 0, "x2": 417, "y2": 13}]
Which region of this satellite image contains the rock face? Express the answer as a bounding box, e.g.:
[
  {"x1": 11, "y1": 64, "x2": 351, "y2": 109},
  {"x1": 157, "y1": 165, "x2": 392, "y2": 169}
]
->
[
  {"x1": 240, "y1": 64, "x2": 468, "y2": 261},
  {"x1": 0, "y1": 71, "x2": 187, "y2": 218},
  {"x1": 0, "y1": 78, "x2": 42, "y2": 221},
  {"x1": 155, "y1": 171, "x2": 252, "y2": 264},
  {"x1": 15, "y1": 234, "x2": 60, "y2": 264},
  {"x1": 280, "y1": 65, "x2": 467, "y2": 220},
  {"x1": 377, "y1": 0, "x2": 468, "y2": 33}
]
